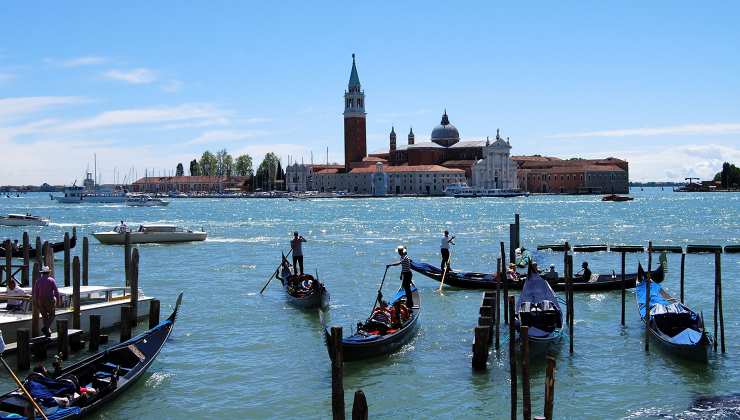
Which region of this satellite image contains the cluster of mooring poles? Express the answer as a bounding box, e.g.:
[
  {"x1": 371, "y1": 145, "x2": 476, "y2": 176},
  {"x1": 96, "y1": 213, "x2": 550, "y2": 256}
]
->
[{"x1": 2, "y1": 230, "x2": 161, "y2": 371}]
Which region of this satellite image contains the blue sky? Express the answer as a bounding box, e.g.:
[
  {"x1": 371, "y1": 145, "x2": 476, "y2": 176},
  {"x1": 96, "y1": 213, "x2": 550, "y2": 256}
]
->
[{"x1": 2, "y1": 1, "x2": 739, "y2": 184}]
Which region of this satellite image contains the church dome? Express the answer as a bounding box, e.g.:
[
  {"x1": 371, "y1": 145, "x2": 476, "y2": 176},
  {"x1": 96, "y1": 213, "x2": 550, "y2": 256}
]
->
[{"x1": 431, "y1": 110, "x2": 460, "y2": 147}]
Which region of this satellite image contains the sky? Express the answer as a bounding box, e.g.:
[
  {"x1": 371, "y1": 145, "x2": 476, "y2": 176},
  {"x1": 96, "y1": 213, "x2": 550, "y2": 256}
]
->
[{"x1": 1, "y1": 1, "x2": 739, "y2": 184}]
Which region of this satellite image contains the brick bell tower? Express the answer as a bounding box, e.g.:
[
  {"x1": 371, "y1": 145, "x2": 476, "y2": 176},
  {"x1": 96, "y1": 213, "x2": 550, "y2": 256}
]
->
[{"x1": 343, "y1": 54, "x2": 367, "y2": 171}]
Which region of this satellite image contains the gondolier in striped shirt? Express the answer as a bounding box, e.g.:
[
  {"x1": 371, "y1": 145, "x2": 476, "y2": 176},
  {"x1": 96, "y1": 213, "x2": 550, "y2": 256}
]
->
[
  {"x1": 440, "y1": 230, "x2": 455, "y2": 270},
  {"x1": 290, "y1": 232, "x2": 307, "y2": 276},
  {"x1": 387, "y1": 245, "x2": 414, "y2": 309}
]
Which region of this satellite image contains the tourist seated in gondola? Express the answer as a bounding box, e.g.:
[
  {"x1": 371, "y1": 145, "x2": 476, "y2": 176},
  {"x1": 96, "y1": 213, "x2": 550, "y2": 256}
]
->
[
  {"x1": 577, "y1": 261, "x2": 592, "y2": 281},
  {"x1": 25, "y1": 366, "x2": 97, "y2": 409},
  {"x1": 4, "y1": 277, "x2": 28, "y2": 311},
  {"x1": 514, "y1": 247, "x2": 532, "y2": 268},
  {"x1": 387, "y1": 245, "x2": 414, "y2": 310}
]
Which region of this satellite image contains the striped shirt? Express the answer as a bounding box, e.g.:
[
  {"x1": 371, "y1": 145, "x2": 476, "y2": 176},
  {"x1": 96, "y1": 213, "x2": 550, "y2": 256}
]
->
[{"x1": 400, "y1": 255, "x2": 411, "y2": 273}]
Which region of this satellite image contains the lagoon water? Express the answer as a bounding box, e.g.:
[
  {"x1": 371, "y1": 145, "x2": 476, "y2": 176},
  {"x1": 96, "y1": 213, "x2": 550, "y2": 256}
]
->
[{"x1": 1, "y1": 189, "x2": 738, "y2": 419}]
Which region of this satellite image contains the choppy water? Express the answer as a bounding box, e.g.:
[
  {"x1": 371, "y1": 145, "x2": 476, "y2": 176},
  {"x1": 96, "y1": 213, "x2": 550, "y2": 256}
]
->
[{"x1": 0, "y1": 189, "x2": 738, "y2": 419}]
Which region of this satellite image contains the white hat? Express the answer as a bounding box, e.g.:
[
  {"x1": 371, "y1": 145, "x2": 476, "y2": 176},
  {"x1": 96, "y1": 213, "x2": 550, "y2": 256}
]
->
[
  {"x1": 396, "y1": 245, "x2": 407, "y2": 253},
  {"x1": 40, "y1": 265, "x2": 51, "y2": 274}
]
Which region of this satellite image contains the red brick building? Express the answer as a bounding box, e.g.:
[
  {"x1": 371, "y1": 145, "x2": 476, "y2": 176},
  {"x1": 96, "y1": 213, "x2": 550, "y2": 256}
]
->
[
  {"x1": 514, "y1": 156, "x2": 629, "y2": 194},
  {"x1": 131, "y1": 176, "x2": 249, "y2": 193}
]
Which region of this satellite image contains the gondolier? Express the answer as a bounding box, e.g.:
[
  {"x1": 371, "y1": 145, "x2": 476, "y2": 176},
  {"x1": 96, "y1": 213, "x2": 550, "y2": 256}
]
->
[
  {"x1": 578, "y1": 261, "x2": 592, "y2": 281},
  {"x1": 387, "y1": 246, "x2": 414, "y2": 309},
  {"x1": 440, "y1": 230, "x2": 455, "y2": 270},
  {"x1": 290, "y1": 232, "x2": 307, "y2": 276},
  {"x1": 33, "y1": 266, "x2": 61, "y2": 337}
]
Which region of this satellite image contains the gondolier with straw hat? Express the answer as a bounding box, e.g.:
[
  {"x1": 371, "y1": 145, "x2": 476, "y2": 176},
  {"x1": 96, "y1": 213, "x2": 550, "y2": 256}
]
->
[
  {"x1": 33, "y1": 265, "x2": 61, "y2": 337},
  {"x1": 387, "y1": 245, "x2": 414, "y2": 310},
  {"x1": 440, "y1": 230, "x2": 455, "y2": 270}
]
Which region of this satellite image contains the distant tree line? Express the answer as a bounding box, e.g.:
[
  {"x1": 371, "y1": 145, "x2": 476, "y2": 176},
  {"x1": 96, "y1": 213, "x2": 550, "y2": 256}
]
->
[
  {"x1": 175, "y1": 149, "x2": 287, "y2": 191},
  {"x1": 713, "y1": 162, "x2": 740, "y2": 188}
]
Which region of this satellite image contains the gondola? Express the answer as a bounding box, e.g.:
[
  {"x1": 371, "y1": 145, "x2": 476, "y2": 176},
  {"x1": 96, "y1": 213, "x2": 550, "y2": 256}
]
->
[
  {"x1": 324, "y1": 285, "x2": 420, "y2": 362},
  {"x1": 515, "y1": 272, "x2": 563, "y2": 353},
  {"x1": 0, "y1": 292, "x2": 182, "y2": 419},
  {"x1": 277, "y1": 254, "x2": 329, "y2": 309},
  {"x1": 409, "y1": 260, "x2": 664, "y2": 292},
  {"x1": 635, "y1": 265, "x2": 710, "y2": 361},
  {"x1": 0, "y1": 235, "x2": 77, "y2": 259}
]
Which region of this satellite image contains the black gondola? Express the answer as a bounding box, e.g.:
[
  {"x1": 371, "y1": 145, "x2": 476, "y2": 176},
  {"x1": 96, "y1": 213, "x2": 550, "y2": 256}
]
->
[
  {"x1": 409, "y1": 260, "x2": 664, "y2": 291},
  {"x1": 636, "y1": 266, "x2": 710, "y2": 361},
  {"x1": 0, "y1": 293, "x2": 182, "y2": 419},
  {"x1": 277, "y1": 254, "x2": 329, "y2": 310},
  {"x1": 324, "y1": 285, "x2": 420, "y2": 362},
  {"x1": 515, "y1": 272, "x2": 563, "y2": 353},
  {"x1": 0, "y1": 235, "x2": 77, "y2": 260}
]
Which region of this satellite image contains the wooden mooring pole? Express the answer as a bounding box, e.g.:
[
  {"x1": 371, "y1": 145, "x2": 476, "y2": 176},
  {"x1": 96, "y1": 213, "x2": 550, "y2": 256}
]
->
[
  {"x1": 501, "y1": 242, "x2": 509, "y2": 324},
  {"x1": 89, "y1": 315, "x2": 101, "y2": 352},
  {"x1": 57, "y1": 319, "x2": 69, "y2": 360},
  {"x1": 82, "y1": 236, "x2": 89, "y2": 286},
  {"x1": 508, "y1": 296, "x2": 517, "y2": 420},
  {"x1": 567, "y1": 255, "x2": 574, "y2": 354},
  {"x1": 521, "y1": 326, "x2": 532, "y2": 420},
  {"x1": 124, "y1": 232, "x2": 131, "y2": 287},
  {"x1": 4, "y1": 240, "x2": 11, "y2": 284},
  {"x1": 330, "y1": 326, "x2": 345, "y2": 420},
  {"x1": 495, "y1": 258, "x2": 501, "y2": 351},
  {"x1": 63, "y1": 232, "x2": 70, "y2": 287},
  {"x1": 543, "y1": 355, "x2": 556, "y2": 420},
  {"x1": 72, "y1": 257, "x2": 81, "y2": 330},
  {"x1": 514, "y1": 213, "x2": 521, "y2": 252},
  {"x1": 509, "y1": 224, "x2": 516, "y2": 264},
  {"x1": 351, "y1": 390, "x2": 368, "y2": 420},
  {"x1": 120, "y1": 305, "x2": 132, "y2": 342},
  {"x1": 34, "y1": 236, "x2": 42, "y2": 268},
  {"x1": 645, "y1": 241, "x2": 652, "y2": 352},
  {"x1": 31, "y1": 262, "x2": 40, "y2": 337},
  {"x1": 130, "y1": 248, "x2": 139, "y2": 327},
  {"x1": 22, "y1": 232, "x2": 29, "y2": 286},
  {"x1": 16, "y1": 329, "x2": 30, "y2": 371},
  {"x1": 715, "y1": 251, "x2": 725, "y2": 353},
  {"x1": 620, "y1": 251, "x2": 626, "y2": 326}
]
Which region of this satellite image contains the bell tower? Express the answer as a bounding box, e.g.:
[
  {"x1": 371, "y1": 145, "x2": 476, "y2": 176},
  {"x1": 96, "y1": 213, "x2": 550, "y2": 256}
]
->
[
  {"x1": 389, "y1": 126, "x2": 396, "y2": 151},
  {"x1": 408, "y1": 127, "x2": 415, "y2": 145},
  {"x1": 343, "y1": 54, "x2": 367, "y2": 171}
]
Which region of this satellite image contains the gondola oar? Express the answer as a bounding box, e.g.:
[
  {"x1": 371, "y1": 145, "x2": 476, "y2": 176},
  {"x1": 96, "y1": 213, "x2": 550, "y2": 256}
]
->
[
  {"x1": 0, "y1": 334, "x2": 49, "y2": 420},
  {"x1": 438, "y1": 256, "x2": 451, "y2": 293},
  {"x1": 370, "y1": 266, "x2": 390, "y2": 316},
  {"x1": 260, "y1": 249, "x2": 293, "y2": 294}
]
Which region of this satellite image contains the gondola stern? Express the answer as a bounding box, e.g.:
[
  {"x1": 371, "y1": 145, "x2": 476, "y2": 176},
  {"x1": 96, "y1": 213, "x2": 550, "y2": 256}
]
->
[{"x1": 166, "y1": 292, "x2": 184, "y2": 323}]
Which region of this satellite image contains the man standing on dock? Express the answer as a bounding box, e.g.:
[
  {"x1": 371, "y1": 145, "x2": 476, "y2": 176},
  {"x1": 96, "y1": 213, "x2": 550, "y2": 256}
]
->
[
  {"x1": 33, "y1": 266, "x2": 61, "y2": 337},
  {"x1": 290, "y1": 232, "x2": 306, "y2": 276},
  {"x1": 440, "y1": 230, "x2": 455, "y2": 270}
]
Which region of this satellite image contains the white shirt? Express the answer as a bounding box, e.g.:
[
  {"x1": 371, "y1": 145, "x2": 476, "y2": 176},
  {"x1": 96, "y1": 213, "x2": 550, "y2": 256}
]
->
[
  {"x1": 441, "y1": 236, "x2": 451, "y2": 249},
  {"x1": 5, "y1": 286, "x2": 28, "y2": 307}
]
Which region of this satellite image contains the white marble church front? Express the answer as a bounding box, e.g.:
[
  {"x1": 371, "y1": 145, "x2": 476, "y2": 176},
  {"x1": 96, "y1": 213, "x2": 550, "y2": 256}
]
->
[{"x1": 471, "y1": 131, "x2": 518, "y2": 190}]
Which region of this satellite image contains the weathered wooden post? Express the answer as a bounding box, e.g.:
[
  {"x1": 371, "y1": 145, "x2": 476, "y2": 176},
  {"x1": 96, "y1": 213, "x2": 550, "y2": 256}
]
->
[
  {"x1": 508, "y1": 296, "x2": 517, "y2": 420},
  {"x1": 63, "y1": 232, "x2": 71, "y2": 287},
  {"x1": 330, "y1": 326, "x2": 345, "y2": 420},
  {"x1": 514, "y1": 213, "x2": 521, "y2": 252},
  {"x1": 620, "y1": 250, "x2": 626, "y2": 326},
  {"x1": 43, "y1": 241, "x2": 54, "y2": 277},
  {"x1": 563, "y1": 241, "x2": 569, "y2": 282},
  {"x1": 351, "y1": 390, "x2": 368, "y2": 420},
  {"x1": 124, "y1": 232, "x2": 131, "y2": 287},
  {"x1": 567, "y1": 255, "x2": 574, "y2": 354},
  {"x1": 82, "y1": 237, "x2": 89, "y2": 286},
  {"x1": 495, "y1": 259, "x2": 501, "y2": 351},
  {"x1": 509, "y1": 224, "x2": 517, "y2": 264},
  {"x1": 120, "y1": 305, "x2": 132, "y2": 342},
  {"x1": 16, "y1": 329, "x2": 31, "y2": 370},
  {"x1": 130, "y1": 248, "x2": 140, "y2": 327},
  {"x1": 501, "y1": 242, "x2": 509, "y2": 324},
  {"x1": 57, "y1": 319, "x2": 69, "y2": 360},
  {"x1": 521, "y1": 325, "x2": 532, "y2": 420},
  {"x1": 4, "y1": 240, "x2": 11, "y2": 284},
  {"x1": 35, "y1": 236, "x2": 42, "y2": 267},
  {"x1": 149, "y1": 299, "x2": 161, "y2": 328},
  {"x1": 645, "y1": 241, "x2": 652, "y2": 352},
  {"x1": 715, "y1": 251, "x2": 725, "y2": 353},
  {"x1": 89, "y1": 314, "x2": 101, "y2": 352},
  {"x1": 22, "y1": 232, "x2": 30, "y2": 286},
  {"x1": 543, "y1": 355, "x2": 556, "y2": 420},
  {"x1": 31, "y1": 262, "x2": 40, "y2": 337},
  {"x1": 679, "y1": 252, "x2": 685, "y2": 303},
  {"x1": 472, "y1": 325, "x2": 489, "y2": 371},
  {"x1": 72, "y1": 256, "x2": 81, "y2": 330}
]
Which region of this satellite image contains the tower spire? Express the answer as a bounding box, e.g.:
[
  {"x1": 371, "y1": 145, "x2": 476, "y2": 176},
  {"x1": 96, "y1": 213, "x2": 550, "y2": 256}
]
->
[{"x1": 348, "y1": 53, "x2": 361, "y2": 90}]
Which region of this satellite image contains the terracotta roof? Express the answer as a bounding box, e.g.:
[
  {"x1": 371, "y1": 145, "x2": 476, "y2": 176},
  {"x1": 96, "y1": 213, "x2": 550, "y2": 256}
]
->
[
  {"x1": 512, "y1": 155, "x2": 562, "y2": 162},
  {"x1": 442, "y1": 160, "x2": 477, "y2": 166},
  {"x1": 349, "y1": 165, "x2": 464, "y2": 174},
  {"x1": 314, "y1": 168, "x2": 340, "y2": 174},
  {"x1": 583, "y1": 165, "x2": 625, "y2": 172},
  {"x1": 309, "y1": 164, "x2": 344, "y2": 170},
  {"x1": 362, "y1": 156, "x2": 388, "y2": 162},
  {"x1": 407, "y1": 142, "x2": 444, "y2": 149}
]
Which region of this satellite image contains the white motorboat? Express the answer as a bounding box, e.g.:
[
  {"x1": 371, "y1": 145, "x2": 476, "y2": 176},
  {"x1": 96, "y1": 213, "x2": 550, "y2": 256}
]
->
[
  {"x1": 125, "y1": 195, "x2": 170, "y2": 207},
  {"x1": 443, "y1": 182, "x2": 528, "y2": 198},
  {"x1": 52, "y1": 172, "x2": 128, "y2": 203},
  {"x1": 0, "y1": 213, "x2": 50, "y2": 226},
  {"x1": 0, "y1": 285, "x2": 152, "y2": 344},
  {"x1": 93, "y1": 224, "x2": 207, "y2": 244}
]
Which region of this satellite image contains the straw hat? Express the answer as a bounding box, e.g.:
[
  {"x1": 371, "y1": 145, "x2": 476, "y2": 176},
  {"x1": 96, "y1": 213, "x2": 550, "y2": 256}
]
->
[
  {"x1": 396, "y1": 245, "x2": 407, "y2": 254},
  {"x1": 40, "y1": 265, "x2": 51, "y2": 274}
]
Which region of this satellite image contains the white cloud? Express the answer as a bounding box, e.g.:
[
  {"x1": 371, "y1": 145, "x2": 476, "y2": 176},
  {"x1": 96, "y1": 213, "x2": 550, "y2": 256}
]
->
[
  {"x1": 610, "y1": 144, "x2": 740, "y2": 182},
  {"x1": 548, "y1": 123, "x2": 740, "y2": 138},
  {"x1": 234, "y1": 143, "x2": 311, "y2": 166},
  {"x1": 47, "y1": 56, "x2": 107, "y2": 67},
  {"x1": 103, "y1": 68, "x2": 158, "y2": 84},
  {"x1": 0, "y1": 96, "x2": 87, "y2": 122}
]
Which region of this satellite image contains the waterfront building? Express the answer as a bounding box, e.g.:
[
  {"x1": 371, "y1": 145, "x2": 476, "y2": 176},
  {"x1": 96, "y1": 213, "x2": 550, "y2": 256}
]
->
[
  {"x1": 514, "y1": 156, "x2": 628, "y2": 194},
  {"x1": 286, "y1": 163, "x2": 345, "y2": 192},
  {"x1": 132, "y1": 176, "x2": 249, "y2": 193},
  {"x1": 471, "y1": 131, "x2": 518, "y2": 190}
]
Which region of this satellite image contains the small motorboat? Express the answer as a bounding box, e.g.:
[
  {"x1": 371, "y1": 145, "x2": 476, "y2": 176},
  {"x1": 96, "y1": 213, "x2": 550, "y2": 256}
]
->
[
  {"x1": 635, "y1": 265, "x2": 710, "y2": 361},
  {"x1": 0, "y1": 293, "x2": 181, "y2": 419},
  {"x1": 277, "y1": 254, "x2": 329, "y2": 309},
  {"x1": 602, "y1": 194, "x2": 634, "y2": 202},
  {"x1": 324, "y1": 284, "x2": 420, "y2": 362},
  {"x1": 125, "y1": 195, "x2": 170, "y2": 207},
  {"x1": 0, "y1": 214, "x2": 50, "y2": 227},
  {"x1": 515, "y1": 271, "x2": 563, "y2": 353},
  {"x1": 93, "y1": 225, "x2": 206, "y2": 245}
]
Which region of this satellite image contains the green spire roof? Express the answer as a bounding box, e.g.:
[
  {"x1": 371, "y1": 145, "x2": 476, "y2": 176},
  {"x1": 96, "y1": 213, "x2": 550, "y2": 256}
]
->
[{"x1": 348, "y1": 53, "x2": 361, "y2": 88}]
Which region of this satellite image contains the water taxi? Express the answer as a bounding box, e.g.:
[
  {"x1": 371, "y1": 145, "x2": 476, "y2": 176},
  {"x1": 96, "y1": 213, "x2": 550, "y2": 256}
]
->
[
  {"x1": 93, "y1": 224, "x2": 207, "y2": 244},
  {"x1": 0, "y1": 214, "x2": 50, "y2": 226},
  {"x1": 125, "y1": 195, "x2": 170, "y2": 207}
]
